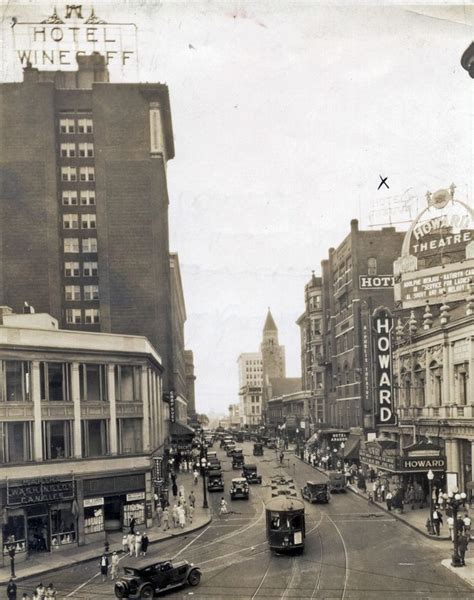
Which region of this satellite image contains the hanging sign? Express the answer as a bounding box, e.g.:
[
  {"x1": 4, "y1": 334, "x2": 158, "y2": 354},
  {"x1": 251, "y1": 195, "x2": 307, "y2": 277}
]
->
[{"x1": 372, "y1": 307, "x2": 396, "y2": 426}]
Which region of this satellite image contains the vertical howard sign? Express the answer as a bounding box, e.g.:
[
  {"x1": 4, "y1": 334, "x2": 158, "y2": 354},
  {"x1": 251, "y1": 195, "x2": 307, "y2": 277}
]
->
[{"x1": 372, "y1": 307, "x2": 396, "y2": 426}]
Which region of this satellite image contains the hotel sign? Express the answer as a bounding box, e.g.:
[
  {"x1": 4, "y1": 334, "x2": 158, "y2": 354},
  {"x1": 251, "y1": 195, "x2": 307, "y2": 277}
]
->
[
  {"x1": 372, "y1": 307, "x2": 396, "y2": 426},
  {"x1": 359, "y1": 275, "x2": 394, "y2": 289},
  {"x1": 12, "y1": 5, "x2": 137, "y2": 70},
  {"x1": 7, "y1": 477, "x2": 75, "y2": 506}
]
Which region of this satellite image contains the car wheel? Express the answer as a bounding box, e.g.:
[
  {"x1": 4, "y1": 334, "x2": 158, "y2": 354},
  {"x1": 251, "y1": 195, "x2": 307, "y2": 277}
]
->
[
  {"x1": 114, "y1": 581, "x2": 128, "y2": 599},
  {"x1": 188, "y1": 569, "x2": 201, "y2": 586},
  {"x1": 138, "y1": 583, "x2": 154, "y2": 599}
]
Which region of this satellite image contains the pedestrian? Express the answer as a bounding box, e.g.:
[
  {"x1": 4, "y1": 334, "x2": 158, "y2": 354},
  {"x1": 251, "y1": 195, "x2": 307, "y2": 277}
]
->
[
  {"x1": 110, "y1": 551, "x2": 120, "y2": 580},
  {"x1": 35, "y1": 584, "x2": 46, "y2": 600},
  {"x1": 193, "y1": 469, "x2": 199, "y2": 485},
  {"x1": 45, "y1": 584, "x2": 57, "y2": 599},
  {"x1": 128, "y1": 533, "x2": 136, "y2": 557},
  {"x1": 172, "y1": 481, "x2": 178, "y2": 497},
  {"x1": 406, "y1": 486, "x2": 415, "y2": 510},
  {"x1": 141, "y1": 532, "x2": 149, "y2": 557},
  {"x1": 163, "y1": 506, "x2": 170, "y2": 531},
  {"x1": 279, "y1": 451, "x2": 284, "y2": 464},
  {"x1": 129, "y1": 516, "x2": 136, "y2": 534},
  {"x1": 368, "y1": 493, "x2": 374, "y2": 506},
  {"x1": 99, "y1": 553, "x2": 109, "y2": 582},
  {"x1": 183, "y1": 499, "x2": 190, "y2": 520},
  {"x1": 459, "y1": 533, "x2": 469, "y2": 566},
  {"x1": 386, "y1": 491, "x2": 393, "y2": 512},
  {"x1": 447, "y1": 515, "x2": 455, "y2": 540},
  {"x1": 178, "y1": 504, "x2": 186, "y2": 528},
  {"x1": 464, "y1": 512, "x2": 472, "y2": 538},
  {"x1": 7, "y1": 578, "x2": 17, "y2": 600},
  {"x1": 189, "y1": 491, "x2": 196, "y2": 508},
  {"x1": 189, "y1": 504, "x2": 195, "y2": 524},
  {"x1": 172, "y1": 504, "x2": 179, "y2": 528},
  {"x1": 220, "y1": 497, "x2": 228, "y2": 516},
  {"x1": 432, "y1": 507, "x2": 442, "y2": 536},
  {"x1": 122, "y1": 534, "x2": 128, "y2": 554},
  {"x1": 156, "y1": 503, "x2": 163, "y2": 527},
  {"x1": 379, "y1": 482, "x2": 385, "y2": 502},
  {"x1": 135, "y1": 531, "x2": 142, "y2": 558}
]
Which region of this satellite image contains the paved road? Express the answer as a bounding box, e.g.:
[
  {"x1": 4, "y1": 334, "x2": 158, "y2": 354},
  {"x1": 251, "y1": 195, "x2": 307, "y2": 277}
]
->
[{"x1": 12, "y1": 442, "x2": 474, "y2": 599}]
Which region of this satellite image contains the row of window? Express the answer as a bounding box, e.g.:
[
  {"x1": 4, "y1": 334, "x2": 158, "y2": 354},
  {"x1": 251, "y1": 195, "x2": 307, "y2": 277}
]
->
[
  {"x1": 59, "y1": 118, "x2": 93, "y2": 134},
  {"x1": 65, "y1": 285, "x2": 99, "y2": 301},
  {"x1": 62, "y1": 190, "x2": 95, "y2": 205},
  {"x1": 66, "y1": 308, "x2": 100, "y2": 324},
  {"x1": 63, "y1": 214, "x2": 96, "y2": 229},
  {"x1": 61, "y1": 166, "x2": 95, "y2": 182},
  {"x1": 60, "y1": 143, "x2": 94, "y2": 157},
  {"x1": 65, "y1": 261, "x2": 98, "y2": 277},
  {"x1": 64, "y1": 238, "x2": 97, "y2": 253}
]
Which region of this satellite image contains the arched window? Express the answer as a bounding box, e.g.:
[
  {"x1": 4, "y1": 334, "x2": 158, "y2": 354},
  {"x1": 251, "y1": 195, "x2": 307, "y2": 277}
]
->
[
  {"x1": 430, "y1": 361, "x2": 442, "y2": 406},
  {"x1": 413, "y1": 364, "x2": 425, "y2": 407}
]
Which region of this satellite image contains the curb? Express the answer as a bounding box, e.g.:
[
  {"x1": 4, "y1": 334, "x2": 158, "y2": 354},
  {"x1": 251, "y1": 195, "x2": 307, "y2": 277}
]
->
[
  {"x1": 0, "y1": 513, "x2": 212, "y2": 585},
  {"x1": 292, "y1": 454, "x2": 450, "y2": 541}
]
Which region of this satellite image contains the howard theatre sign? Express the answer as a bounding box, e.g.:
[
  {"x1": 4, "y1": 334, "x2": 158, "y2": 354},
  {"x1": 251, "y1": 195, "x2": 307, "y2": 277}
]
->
[{"x1": 12, "y1": 5, "x2": 137, "y2": 70}]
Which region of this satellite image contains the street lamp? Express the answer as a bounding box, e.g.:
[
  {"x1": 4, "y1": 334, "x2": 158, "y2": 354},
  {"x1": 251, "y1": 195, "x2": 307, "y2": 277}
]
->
[
  {"x1": 340, "y1": 442, "x2": 345, "y2": 470},
  {"x1": 439, "y1": 488, "x2": 467, "y2": 567},
  {"x1": 427, "y1": 469, "x2": 434, "y2": 535},
  {"x1": 200, "y1": 456, "x2": 209, "y2": 509}
]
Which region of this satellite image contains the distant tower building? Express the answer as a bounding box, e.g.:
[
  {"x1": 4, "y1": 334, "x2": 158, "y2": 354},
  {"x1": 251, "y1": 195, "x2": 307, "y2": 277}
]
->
[
  {"x1": 237, "y1": 352, "x2": 263, "y2": 428},
  {"x1": 260, "y1": 309, "x2": 286, "y2": 418}
]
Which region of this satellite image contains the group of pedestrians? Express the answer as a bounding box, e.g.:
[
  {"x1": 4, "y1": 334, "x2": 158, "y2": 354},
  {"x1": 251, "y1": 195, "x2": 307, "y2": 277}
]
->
[{"x1": 6, "y1": 581, "x2": 57, "y2": 600}]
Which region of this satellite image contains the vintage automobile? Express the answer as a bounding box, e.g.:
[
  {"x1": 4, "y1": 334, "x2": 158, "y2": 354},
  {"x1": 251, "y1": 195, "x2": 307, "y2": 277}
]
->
[
  {"x1": 230, "y1": 477, "x2": 249, "y2": 500},
  {"x1": 207, "y1": 471, "x2": 224, "y2": 492},
  {"x1": 114, "y1": 559, "x2": 201, "y2": 599},
  {"x1": 207, "y1": 451, "x2": 218, "y2": 462},
  {"x1": 207, "y1": 458, "x2": 222, "y2": 473},
  {"x1": 242, "y1": 463, "x2": 262, "y2": 484},
  {"x1": 232, "y1": 448, "x2": 245, "y2": 469},
  {"x1": 253, "y1": 442, "x2": 264, "y2": 456},
  {"x1": 301, "y1": 481, "x2": 330, "y2": 504},
  {"x1": 226, "y1": 442, "x2": 237, "y2": 457},
  {"x1": 328, "y1": 471, "x2": 347, "y2": 493}
]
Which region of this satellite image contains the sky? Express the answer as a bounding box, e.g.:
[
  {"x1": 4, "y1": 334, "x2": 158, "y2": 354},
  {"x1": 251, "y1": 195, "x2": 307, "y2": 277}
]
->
[{"x1": 1, "y1": 1, "x2": 473, "y2": 415}]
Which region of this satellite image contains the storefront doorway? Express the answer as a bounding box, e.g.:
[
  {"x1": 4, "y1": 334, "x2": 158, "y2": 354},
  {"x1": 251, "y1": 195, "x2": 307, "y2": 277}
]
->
[{"x1": 27, "y1": 511, "x2": 49, "y2": 553}]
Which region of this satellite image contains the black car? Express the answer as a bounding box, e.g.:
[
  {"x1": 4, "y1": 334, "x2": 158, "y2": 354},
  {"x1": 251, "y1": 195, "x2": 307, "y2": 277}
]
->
[
  {"x1": 232, "y1": 449, "x2": 245, "y2": 469},
  {"x1": 301, "y1": 481, "x2": 330, "y2": 504},
  {"x1": 230, "y1": 477, "x2": 249, "y2": 500},
  {"x1": 242, "y1": 463, "x2": 262, "y2": 484},
  {"x1": 207, "y1": 471, "x2": 224, "y2": 492},
  {"x1": 114, "y1": 560, "x2": 201, "y2": 598},
  {"x1": 253, "y1": 442, "x2": 264, "y2": 456}
]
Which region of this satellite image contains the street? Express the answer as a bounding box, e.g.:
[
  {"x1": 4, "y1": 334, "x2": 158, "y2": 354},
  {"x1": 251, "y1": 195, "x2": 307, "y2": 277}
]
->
[{"x1": 10, "y1": 442, "x2": 474, "y2": 599}]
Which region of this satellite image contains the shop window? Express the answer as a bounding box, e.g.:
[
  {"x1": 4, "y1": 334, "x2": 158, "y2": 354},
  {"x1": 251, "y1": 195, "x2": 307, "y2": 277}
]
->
[
  {"x1": 42, "y1": 420, "x2": 72, "y2": 460},
  {"x1": 50, "y1": 506, "x2": 76, "y2": 548},
  {"x1": 115, "y1": 365, "x2": 141, "y2": 402},
  {"x1": 79, "y1": 364, "x2": 107, "y2": 402},
  {"x1": 118, "y1": 418, "x2": 142, "y2": 454},
  {"x1": 2, "y1": 516, "x2": 26, "y2": 556},
  {"x1": 84, "y1": 502, "x2": 104, "y2": 534},
  {"x1": 81, "y1": 419, "x2": 108, "y2": 457},
  {"x1": 40, "y1": 362, "x2": 71, "y2": 402},
  {"x1": 0, "y1": 422, "x2": 32, "y2": 463},
  {"x1": 2, "y1": 361, "x2": 30, "y2": 402}
]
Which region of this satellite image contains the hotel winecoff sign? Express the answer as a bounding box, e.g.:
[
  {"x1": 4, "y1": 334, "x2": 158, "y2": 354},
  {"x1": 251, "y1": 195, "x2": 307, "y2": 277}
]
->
[{"x1": 12, "y1": 5, "x2": 137, "y2": 70}]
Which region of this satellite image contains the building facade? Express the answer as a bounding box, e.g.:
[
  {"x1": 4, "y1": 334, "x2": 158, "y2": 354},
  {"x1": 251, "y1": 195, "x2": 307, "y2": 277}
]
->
[
  {"x1": 184, "y1": 350, "x2": 196, "y2": 417},
  {"x1": 261, "y1": 310, "x2": 286, "y2": 419},
  {"x1": 237, "y1": 352, "x2": 263, "y2": 428},
  {"x1": 0, "y1": 308, "x2": 166, "y2": 563}
]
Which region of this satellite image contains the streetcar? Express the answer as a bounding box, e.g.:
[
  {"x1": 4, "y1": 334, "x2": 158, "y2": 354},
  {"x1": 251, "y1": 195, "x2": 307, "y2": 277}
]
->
[{"x1": 265, "y1": 477, "x2": 306, "y2": 553}]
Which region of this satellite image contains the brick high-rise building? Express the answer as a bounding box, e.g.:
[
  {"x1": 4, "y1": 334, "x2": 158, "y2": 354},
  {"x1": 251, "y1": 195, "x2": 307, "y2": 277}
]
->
[{"x1": 0, "y1": 55, "x2": 179, "y2": 393}]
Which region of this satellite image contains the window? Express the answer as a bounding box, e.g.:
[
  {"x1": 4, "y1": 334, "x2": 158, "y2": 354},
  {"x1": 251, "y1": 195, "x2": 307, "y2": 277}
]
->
[
  {"x1": 80, "y1": 190, "x2": 95, "y2": 205},
  {"x1": 83, "y1": 285, "x2": 99, "y2": 300},
  {"x1": 1, "y1": 361, "x2": 30, "y2": 402},
  {"x1": 115, "y1": 365, "x2": 141, "y2": 401},
  {"x1": 81, "y1": 214, "x2": 96, "y2": 229},
  {"x1": 0, "y1": 422, "x2": 32, "y2": 463},
  {"x1": 79, "y1": 166, "x2": 95, "y2": 182},
  {"x1": 61, "y1": 167, "x2": 77, "y2": 182},
  {"x1": 40, "y1": 362, "x2": 71, "y2": 402},
  {"x1": 83, "y1": 262, "x2": 98, "y2": 277},
  {"x1": 66, "y1": 308, "x2": 82, "y2": 324},
  {"x1": 82, "y1": 238, "x2": 98, "y2": 253},
  {"x1": 78, "y1": 118, "x2": 93, "y2": 134},
  {"x1": 64, "y1": 238, "x2": 79, "y2": 253},
  {"x1": 64, "y1": 262, "x2": 80, "y2": 277},
  {"x1": 63, "y1": 214, "x2": 79, "y2": 229},
  {"x1": 42, "y1": 420, "x2": 72, "y2": 459},
  {"x1": 81, "y1": 420, "x2": 108, "y2": 457},
  {"x1": 79, "y1": 364, "x2": 107, "y2": 402},
  {"x1": 118, "y1": 418, "x2": 142, "y2": 454},
  {"x1": 84, "y1": 308, "x2": 100, "y2": 324},
  {"x1": 368, "y1": 257, "x2": 377, "y2": 276},
  {"x1": 65, "y1": 285, "x2": 81, "y2": 301},
  {"x1": 60, "y1": 143, "x2": 76, "y2": 157},
  {"x1": 78, "y1": 143, "x2": 94, "y2": 157},
  {"x1": 62, "y1": 191, "x2": 78, "y2": 206},
  {"x1": 59, "y1": 118, "x2": 75, "y2": 134}
]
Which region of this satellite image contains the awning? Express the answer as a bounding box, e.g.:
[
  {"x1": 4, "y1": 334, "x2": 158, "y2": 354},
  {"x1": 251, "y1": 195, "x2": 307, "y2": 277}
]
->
[
  {"x1": 306, "y1": 433, "x2": 319, "y2": 446},
  {"x1": 170, "y1": 421, "x2": 196, "y2": 439},
  {"x1": 343, "y1": 434, "x2": 361, "y2": 461}
]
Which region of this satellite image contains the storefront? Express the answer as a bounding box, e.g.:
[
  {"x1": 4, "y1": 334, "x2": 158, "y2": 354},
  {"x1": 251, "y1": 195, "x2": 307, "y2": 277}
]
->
[{"x1": 1, "y1": 477, "x2": 77, "y2": 562}]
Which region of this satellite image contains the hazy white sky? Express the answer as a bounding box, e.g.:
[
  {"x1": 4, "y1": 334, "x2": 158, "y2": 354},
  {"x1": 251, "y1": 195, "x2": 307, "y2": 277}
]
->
[{"x1": 1, "y1": 1, "x2": 473, "y2": 415}]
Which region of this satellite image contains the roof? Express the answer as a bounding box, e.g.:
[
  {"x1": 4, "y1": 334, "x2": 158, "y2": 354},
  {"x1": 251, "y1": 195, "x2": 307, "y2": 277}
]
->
[
  {"x1": 263, "y1": 309, "x2": 278, "y2": 332},
  {"x1": 232, "y1": 477, "x2": 247, "y2": 482},
  {"x1": 265, "y1": 495, "x2": 305, "y2": 512},
  {"x1": 269, "y1": 378, "x2": 302, "y2": 398}
]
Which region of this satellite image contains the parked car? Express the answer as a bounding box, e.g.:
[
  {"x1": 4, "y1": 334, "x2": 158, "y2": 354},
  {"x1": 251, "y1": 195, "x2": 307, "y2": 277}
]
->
[
  {"x1": 301, "y1": 481, "x2": 330, "y2": 504},
  {"x1": 230, "y1": 477, "x2": 249, "y2": 500},
  {"x1": 232, "y1": 449, "x2": 245, "y2": 469},
  {"x1": 114, "y1": 559, "x2": 201, "y2": 599},
  {"x1": 328, "y1": 471, "x2": 347, "y2": 493},
  {"x1": 207, "y1": 471, "x2": 224, "y2": 492},
  {"x1": 253, "y1": 442, "x2": 264, "y2": 456},
  {"x1": 242, "y1": 463, "x2": 262, "y2": 484}
]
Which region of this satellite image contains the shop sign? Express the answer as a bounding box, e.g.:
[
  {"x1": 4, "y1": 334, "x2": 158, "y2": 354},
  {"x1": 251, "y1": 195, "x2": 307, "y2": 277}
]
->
[
  {"x1": 169, "y1": 391, "x2": 176, "y2": 423},
  {"x1": 401, "y1": 457, "x2": 446, "y2": 472},
  {"x1": 330, "y1": 433, "x2": 348, "y2": 443},
  {"x1": 7, "y1": 477, "x2": 75, "y2": 506},
  {"x1": 12, "y1": 5, "x2": 137, "y2": 70},
  {"x1": 359, "y1": 448, "x2": 397, "y2": 471},
  {"x1": 372, "y1": 307, "x2": 396, "y2": 426},
  {"x1": 359, "y1": 275, "x2": 395, "y2": 289},
  {"x1": 83, "y1": 497, "x2": 104, "y2": 507},
  {"x1": 153, "y1": 456, "x2": 163, "y2": 482},
  {"x1": 126, "y1": 492, "x2": 145, "y2": 502}
]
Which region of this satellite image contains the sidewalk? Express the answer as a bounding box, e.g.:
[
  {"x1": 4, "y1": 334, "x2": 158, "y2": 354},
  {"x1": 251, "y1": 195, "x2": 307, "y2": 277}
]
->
[{"x1": 0, "y1": 470, "x2": 212, "y2": 585}]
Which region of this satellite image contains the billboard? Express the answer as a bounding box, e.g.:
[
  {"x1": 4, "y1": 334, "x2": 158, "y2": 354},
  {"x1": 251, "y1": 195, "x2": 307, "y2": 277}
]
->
[{"x1": 372, "y1": 307, "x2": 396, "y2": 426}]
